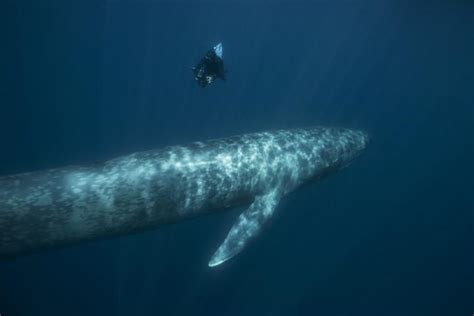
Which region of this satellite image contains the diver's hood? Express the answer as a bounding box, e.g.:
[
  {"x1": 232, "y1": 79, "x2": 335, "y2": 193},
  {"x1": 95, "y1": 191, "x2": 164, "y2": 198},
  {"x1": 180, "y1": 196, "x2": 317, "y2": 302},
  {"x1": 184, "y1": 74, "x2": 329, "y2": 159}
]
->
[{"x1": 213, "y1": 42, "x2": 223, "y2": 59}]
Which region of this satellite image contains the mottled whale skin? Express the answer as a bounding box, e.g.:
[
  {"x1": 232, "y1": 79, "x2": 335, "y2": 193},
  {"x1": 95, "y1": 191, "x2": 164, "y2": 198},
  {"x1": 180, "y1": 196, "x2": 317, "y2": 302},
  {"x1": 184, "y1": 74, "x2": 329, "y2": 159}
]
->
[{"x1": 0, "y1": 127, "x2": 369, "y2": 266}]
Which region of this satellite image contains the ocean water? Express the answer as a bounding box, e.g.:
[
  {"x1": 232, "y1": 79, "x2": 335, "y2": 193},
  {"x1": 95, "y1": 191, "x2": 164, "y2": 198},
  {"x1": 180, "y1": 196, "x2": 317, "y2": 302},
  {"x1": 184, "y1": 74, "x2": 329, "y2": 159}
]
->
[{"x1": 0, "y1": 0, "x2": 473, "y2": 315}]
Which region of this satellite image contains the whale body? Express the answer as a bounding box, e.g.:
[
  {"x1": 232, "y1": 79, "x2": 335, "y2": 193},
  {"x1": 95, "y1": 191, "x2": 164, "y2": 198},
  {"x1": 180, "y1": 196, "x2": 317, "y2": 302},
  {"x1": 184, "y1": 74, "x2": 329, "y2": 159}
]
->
[{"x1": 0, "y1": 127, "x2": 369, "y2": 266}]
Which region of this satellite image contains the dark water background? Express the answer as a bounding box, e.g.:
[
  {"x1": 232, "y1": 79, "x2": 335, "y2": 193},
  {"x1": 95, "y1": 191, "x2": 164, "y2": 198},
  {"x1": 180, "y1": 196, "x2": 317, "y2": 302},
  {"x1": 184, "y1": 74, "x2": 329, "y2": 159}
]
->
[{"x1": 1, "y1": 0, "x2": 473, "y2": 315}]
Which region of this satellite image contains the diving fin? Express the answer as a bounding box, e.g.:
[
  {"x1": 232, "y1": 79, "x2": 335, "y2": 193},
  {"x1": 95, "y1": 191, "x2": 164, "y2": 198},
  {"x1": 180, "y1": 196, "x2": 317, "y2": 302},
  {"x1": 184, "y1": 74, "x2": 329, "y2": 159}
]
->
[{"x1": 213, "y1": 42, "x2": 223, "y2": 59}]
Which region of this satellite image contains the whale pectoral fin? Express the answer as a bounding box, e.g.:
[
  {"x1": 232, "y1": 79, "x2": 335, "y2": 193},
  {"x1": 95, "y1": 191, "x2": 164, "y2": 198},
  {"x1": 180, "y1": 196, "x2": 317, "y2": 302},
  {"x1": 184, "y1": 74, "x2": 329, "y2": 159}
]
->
[{"x1": 208, "y1": 189, "x2": 280, "y2": 267}]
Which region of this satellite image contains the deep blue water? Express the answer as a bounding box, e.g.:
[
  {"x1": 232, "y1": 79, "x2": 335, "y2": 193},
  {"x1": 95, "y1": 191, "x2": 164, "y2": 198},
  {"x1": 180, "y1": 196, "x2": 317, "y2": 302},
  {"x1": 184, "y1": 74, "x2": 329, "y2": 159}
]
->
[{"x1": 0, "y1": 0, "x2": 473, "y2": 315}]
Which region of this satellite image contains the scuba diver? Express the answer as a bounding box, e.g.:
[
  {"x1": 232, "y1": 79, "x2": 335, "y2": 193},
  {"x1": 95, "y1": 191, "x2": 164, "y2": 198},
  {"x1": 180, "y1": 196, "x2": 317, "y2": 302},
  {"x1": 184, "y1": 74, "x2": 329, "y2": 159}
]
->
[{"x1": 193, "y1": 43, "x2": 226, "y2": 87}]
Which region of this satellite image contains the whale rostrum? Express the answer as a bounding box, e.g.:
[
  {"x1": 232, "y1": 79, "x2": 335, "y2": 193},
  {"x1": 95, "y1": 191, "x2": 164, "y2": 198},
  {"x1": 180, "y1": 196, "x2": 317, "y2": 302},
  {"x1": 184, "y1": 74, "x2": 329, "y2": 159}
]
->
[{"x1": 0, "y1": 127, "x2": 369, "y2": 266}]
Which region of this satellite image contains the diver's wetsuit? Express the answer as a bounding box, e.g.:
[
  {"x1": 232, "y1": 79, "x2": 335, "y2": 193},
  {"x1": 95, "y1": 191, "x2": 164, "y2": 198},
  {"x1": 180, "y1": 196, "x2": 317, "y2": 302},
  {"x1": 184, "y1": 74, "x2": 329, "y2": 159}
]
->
[{"x1": 193, "y1": 46, "x2": 225, "y2": 87}]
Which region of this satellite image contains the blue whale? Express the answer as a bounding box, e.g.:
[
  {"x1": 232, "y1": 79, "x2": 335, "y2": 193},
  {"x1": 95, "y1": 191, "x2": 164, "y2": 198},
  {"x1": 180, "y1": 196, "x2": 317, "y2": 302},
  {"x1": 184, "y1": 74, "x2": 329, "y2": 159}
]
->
[{"x1": 0, "y1": 127, "x2": 369, "y2": 266}]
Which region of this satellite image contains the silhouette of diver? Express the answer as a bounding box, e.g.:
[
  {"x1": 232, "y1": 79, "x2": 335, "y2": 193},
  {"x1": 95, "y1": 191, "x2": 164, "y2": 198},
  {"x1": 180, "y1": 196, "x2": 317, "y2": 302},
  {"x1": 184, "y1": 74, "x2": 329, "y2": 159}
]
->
[{"x1": 193, "y1": 43, "x2": 226, "y2": 87}]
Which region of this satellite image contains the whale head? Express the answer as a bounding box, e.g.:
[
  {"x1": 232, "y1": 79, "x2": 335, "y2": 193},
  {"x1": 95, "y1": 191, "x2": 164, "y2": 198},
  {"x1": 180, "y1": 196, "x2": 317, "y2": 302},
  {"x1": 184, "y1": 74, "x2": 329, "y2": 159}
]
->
[
  {"x1": 331, "y1": 128, "x2": 370, "y2": 166},
  {"x1": 286, "y1": 127, "x2": 370, "y2": 185},
  {"x1": 208, "y1": 127, "x2": 369, "y2": 267}
]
